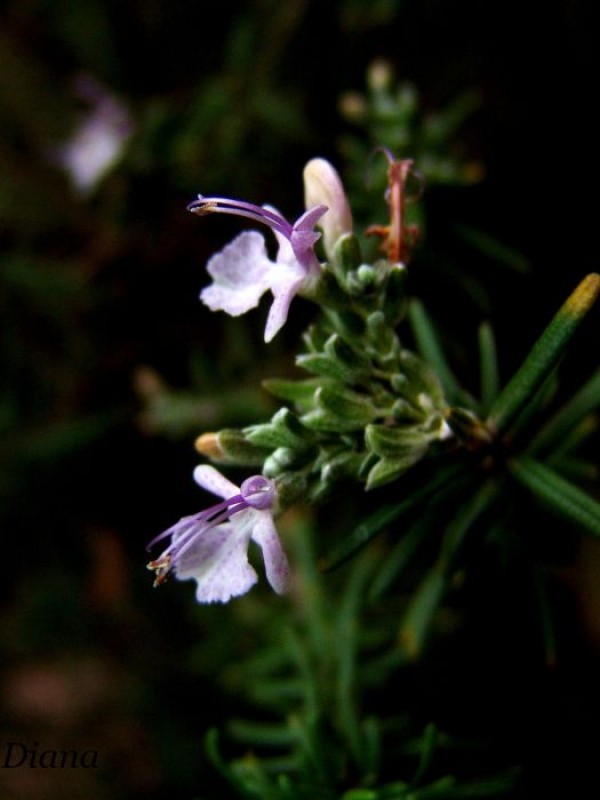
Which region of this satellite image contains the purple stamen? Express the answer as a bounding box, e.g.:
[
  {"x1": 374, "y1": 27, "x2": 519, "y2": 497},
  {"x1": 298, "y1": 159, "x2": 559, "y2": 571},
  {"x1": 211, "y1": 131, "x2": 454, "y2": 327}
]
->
[
  {"x1": 188, "y1": 194, "x2": 328, "y2": 276},
  {"x1": 145, "y1": 496, "x2": 239, "y2": 551},
  {"x1": 146, "y1": 496, "x2": 250, "y2": 586},
  {"x1": 147, "y1": 467, "x2": 288, "y2": 601},
  {"x1": 166, "y1": 507, "x2": 232, "y2": 563},
  {"x1": 146, "y1": 479, "x2": 276, "y2": 586},
  {"x1": 188, "y1": 196, "x2": 294, "y2": 239}
]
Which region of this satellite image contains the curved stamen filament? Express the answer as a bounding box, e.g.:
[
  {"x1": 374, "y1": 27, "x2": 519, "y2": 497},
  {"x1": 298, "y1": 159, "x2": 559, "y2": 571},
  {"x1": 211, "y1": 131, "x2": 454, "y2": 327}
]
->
[
  {"x1": 147, "y1": 504, "x2": 241, "y2": 586},
  {"x1": 145, "y1": 496, "x2": 240, "y2": 551},
  {"x1": 146, "y1": 494, "x2": 247, "y2": 562},
  {"x1": 187, "y1": 196, "x2": 293, "y2": 239}
]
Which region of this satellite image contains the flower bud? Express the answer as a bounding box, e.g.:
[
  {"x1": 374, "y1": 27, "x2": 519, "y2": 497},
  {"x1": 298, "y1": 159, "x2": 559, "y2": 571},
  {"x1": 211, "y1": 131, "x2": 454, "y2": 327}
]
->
[
  {"x1": 196, "y1": 429, "x2": 270, "y2": 466},
  {"x1": 303, "y1": 158, "x2": 353, "y2": 258}
]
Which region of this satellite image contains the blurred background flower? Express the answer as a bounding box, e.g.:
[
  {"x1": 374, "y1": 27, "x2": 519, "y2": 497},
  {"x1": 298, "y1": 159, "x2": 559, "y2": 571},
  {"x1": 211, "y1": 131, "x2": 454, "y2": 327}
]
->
[{"x1": 52, "y1": 73, "x2": 134, "y2": 195}]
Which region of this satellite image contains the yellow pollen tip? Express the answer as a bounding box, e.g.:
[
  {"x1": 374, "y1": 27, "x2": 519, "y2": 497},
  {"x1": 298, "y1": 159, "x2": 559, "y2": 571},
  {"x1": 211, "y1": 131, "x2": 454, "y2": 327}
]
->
[
  {"x1": 147, "y1": 556, "x2": 171, "y2": 587},
  {"x1": 190, "y1": 201, "x2": 217, "y2": 216}
]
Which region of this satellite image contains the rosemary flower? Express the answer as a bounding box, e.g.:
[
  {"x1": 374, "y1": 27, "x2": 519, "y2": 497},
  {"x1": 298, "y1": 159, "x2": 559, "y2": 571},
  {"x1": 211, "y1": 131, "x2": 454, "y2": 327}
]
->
[{"x1": 147, "y1": 466, "x2": 289, "y2": 603}]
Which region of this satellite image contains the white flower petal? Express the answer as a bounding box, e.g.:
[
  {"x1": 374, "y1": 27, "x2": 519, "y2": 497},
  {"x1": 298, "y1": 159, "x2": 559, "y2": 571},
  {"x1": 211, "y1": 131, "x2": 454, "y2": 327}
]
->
[
  {"x1": 193, "y1": 465, "x2": 240, "y2": 499},
  {"x1": 201, "y1": 231, "x2": 274, "y2": 315},
  {"x1": 258, "y1": 203, "x2": 298, "y2": 267},
  {"x1": 175, "y1": 518, "x2": 257, "y2": 603},
  {"x1": 251, "y1": 513, "x2": 290, "y2": 594},
  {"x1": 264, "y1": 277, "x2": 304, "y2": 342},
  {"x1": 272, "y1": 228, "x2": 295, "y2": 267}
]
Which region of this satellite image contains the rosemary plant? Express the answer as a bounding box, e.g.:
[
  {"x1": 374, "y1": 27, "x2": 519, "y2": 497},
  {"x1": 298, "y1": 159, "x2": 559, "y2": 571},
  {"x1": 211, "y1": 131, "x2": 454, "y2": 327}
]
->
[{"x1": 145, "y1": 144, "x2": 600, "y2": 798}]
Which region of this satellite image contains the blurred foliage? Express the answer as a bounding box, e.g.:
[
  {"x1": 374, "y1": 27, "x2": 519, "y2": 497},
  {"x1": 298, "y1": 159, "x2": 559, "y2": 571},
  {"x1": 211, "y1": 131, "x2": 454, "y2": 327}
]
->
[{"x1": 1, "y1": 1, "x2": 600, "y2": 799}]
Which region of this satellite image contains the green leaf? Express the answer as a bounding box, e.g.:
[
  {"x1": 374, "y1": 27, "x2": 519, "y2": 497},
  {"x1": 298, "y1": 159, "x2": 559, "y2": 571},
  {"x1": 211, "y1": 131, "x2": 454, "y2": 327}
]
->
[
  {"x1": 302, "y1": 385, "x2": 376, "y2": 432},
  {"x1": 408, "y1": 298, "x2": 466, "y2": 405},
  {"x1": 262, "y1": 377, "x2": 321, "y2": 404},
  {"x1": 368, "y1": 516, "x2": 433, "y2": 601},
  {"x1": 438, "y1": 480, "x2": 499, "y2": 568},
  {"x1": 413, "y1": 769, "x2": 520, "y2": 797},
  {"x1": 332, "y1": 232, "x2": 363, "y2": 281},
  {"x1": 366, "y1": 452, "x2": 427, "y2": 490},
  {"x1": 296, "y1": 333, "x2": 371, "y2": 384},
  {"x1": 335, "y1": 552, "x2": 378, "y2": 767},
  {"x1": 409, "y1": 723, "x2": 439, "y2": 789},
  {"x1": 263, "y1": 446, "x2": 315, "y2": 475},
  {"x1": 204, "y1": 729, "x2": 258, "y2": 799},
  {"x1": 295, "y1": 353, "x2": 350, "y2": 382},
  {"x1": 382, "y1": 263, "x2": 409, "y2": 324},
  {"x1": 530, "y1": 366, "x2": 600, "y2": 454},
  {"x1": 398, "y1": 566, "x2": 446, "y2": 659},
  {"x1": 245, "y1": 408, "x2": 312, "y2": 449},
  {"x1": 320, "y1": 450, "x2": 366, "y2": 485},
  {"x1": 342, "y1": 790, "x2": 378, "y2": 800},
  {"x1": 453, "y1": 224, "x2": 530, "y2": 273},
  {"x1": 544, "y1": 414, "x2": 597, "y2": 458},
  {"x1": 477, "y1": 321, "x2": 499, "y2": 414},
  {"x1": 366, "y1": 310, "x2": 397, "y2": 357},
  {"x1": 396, "y1": 350, "x2": 446, "y2": 408},
  {"x1": 359, "y1": 717, "x2": 382, "y2": 787},
  {"x1": 546, "y1": 454, "x2": 599, "y2": 483},
  {"x1": 365, "y1": 424, "x2": 430, "y2": 459},
  {"x1": 327, "y1": 333, "x2": 372, "y2": 373},
  {"x1": 412, "y1": 771, "x2": 517, "y2": 800},
  {"x1": 227, "y1": 719, "x2": 298, "y2": 748},
  {"x1": 508, "y1": 455, "x2": 600, "y2": 537},
  {"x1": 488, "y1": 273, "x2": 600, "y2": 434},
  {"x1": 11, "y1": 412, "x2": 120, "y2": 464},
  {"x1": 320, "y1": 462, "x2": 466, "y2": 572},
  {"x1": 399, "y1": 480, "x2": 498, "y2": 658}
]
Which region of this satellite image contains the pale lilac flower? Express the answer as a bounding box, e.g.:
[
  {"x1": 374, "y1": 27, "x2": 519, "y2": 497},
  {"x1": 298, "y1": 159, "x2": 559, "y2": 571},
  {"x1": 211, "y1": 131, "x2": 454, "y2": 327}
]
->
[
  {"x1": 188, "y1": 196, "x2": 327, "y2": 341},
  {"x1": 303, "y1": 158, "x2": 353, "y2": 258},
  {"x1": 55, "y1": 75, "x2": 133, "y2": 194},
  {"x1": 147, "y1": 465, "x2": 289, "y2": 604}
]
